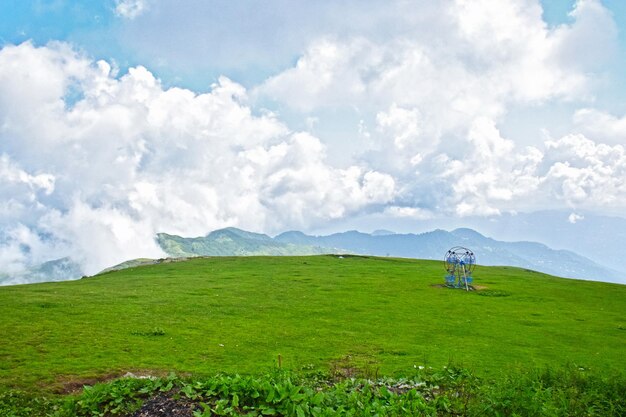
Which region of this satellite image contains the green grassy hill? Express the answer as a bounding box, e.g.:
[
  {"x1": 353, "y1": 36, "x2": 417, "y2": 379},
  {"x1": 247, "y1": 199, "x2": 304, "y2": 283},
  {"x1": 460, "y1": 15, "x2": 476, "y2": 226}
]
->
[{"x1": 1, "y1": 255, "x2": 625, "y2": 392}]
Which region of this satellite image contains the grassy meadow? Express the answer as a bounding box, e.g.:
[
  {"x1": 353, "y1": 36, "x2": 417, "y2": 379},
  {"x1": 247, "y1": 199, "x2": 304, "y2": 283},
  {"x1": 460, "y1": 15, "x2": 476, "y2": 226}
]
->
[{"x1": 1, "y1": 255, "x2": 625, "y2": 394}]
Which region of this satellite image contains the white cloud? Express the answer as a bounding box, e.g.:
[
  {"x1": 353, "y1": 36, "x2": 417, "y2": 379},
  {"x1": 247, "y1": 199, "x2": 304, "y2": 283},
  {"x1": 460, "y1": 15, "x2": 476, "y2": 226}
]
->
[
  {"x1": 257, "y1": 38, "x2": 377, "y2": 112},
  {"x1": 376, "y1": 104, "x2": 425, "y2": 151},
  {"x1": 435, "y1": 117, "x2": 544, "y2": 217},
  {"x1": 543, "y1": 134, "x2": 626, "y2": 208},
  {"x1": 552, "y1": 0, "x2": 618, "y2": 72},
  {"x1": 1, "y1": 0, "x2": 624, "y2": 283},
  {"x1": 254, "y1": 0, "x2": 621, "y2": 219},
  {"x1": 573, "y1": 108, "x2": 626, "y2": 144},
  {"x1": 0, "y1": 154, "x2": 55, "y2": 196},
  {"x1": 383, "y1": 206, "x2": 433, "y2": 220},
  {"x1": 252, "y1": 0, "x2": 614, "y2": 209},
  {"x1": 0, "y1": 223, "x2": 71, "y2": 281},
  {"x1": 0, "y1": 41, "x2": 395, "y2": 278},
  {"x1": 40, "y1": 200, "x2": 164, "y2": 275},
  {"x1": 568, "y1": 212, "x2": 584, "y2": 224},
  {"x1": 0, "y1": 154, "x2": 56, "y2": 231},
  {"x1": 256, "y1": 0, "x2": 606, "y2": 115},
  {"x1": 364, "y1": 115, "x2": 626, "y2": 220},
  {"x1": 115, "y1": 0, "x2": 148, "y2": 19}
]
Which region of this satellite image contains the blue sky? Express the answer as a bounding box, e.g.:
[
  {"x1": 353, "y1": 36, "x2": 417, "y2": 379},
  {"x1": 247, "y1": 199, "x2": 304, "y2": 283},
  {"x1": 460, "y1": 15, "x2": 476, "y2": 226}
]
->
[{"x1": 1, "y1": 0, "x2": 626, "y2": 276}]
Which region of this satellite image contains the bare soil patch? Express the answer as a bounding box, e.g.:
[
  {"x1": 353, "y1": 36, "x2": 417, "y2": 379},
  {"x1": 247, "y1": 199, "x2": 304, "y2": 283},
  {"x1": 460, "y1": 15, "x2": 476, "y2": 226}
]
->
[{"x1": 130, "y1": 393, "x2": 199, "y2": 417}]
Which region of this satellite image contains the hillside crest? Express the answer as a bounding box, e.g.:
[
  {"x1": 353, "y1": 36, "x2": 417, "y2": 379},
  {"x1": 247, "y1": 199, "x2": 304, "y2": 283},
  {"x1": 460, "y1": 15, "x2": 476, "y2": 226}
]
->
[{"x1": 155, "y1": 227, "x2": 622, "y2": 283}]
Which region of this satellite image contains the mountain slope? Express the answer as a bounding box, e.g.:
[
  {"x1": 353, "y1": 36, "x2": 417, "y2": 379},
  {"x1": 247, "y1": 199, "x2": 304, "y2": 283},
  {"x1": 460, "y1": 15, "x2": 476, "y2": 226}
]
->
[
  {"x1": 3, "y1": 226, "x2": 619, "y2": 285},
  {"x1": 459, "y1": 210, "x2": 626, "y2": 273},
  {"x1": 271, "y1": 228, "x2": 620, "y2": 283},
  {"x1": 157, "y1": 227, "x2": 622, "y2": 283},
  {"x1": 156, "y1": 227, "x2": 336, "y2": 257}
]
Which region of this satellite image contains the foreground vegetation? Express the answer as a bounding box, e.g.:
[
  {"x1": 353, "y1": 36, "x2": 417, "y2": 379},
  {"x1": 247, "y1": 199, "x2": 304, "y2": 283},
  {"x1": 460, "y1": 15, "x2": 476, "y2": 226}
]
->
[
  {"x1": 2, "y1": 366, "x2": 625, "y2": 416},
  {"x1": 0, "y1": 255, "x2": 624, "y2": 414}
]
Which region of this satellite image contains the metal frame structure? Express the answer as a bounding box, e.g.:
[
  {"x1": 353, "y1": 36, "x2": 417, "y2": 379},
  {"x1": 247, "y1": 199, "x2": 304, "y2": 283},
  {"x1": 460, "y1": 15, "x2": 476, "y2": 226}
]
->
[{"x1": 444, "y1": 246, "x2": 475, "y2": 291}]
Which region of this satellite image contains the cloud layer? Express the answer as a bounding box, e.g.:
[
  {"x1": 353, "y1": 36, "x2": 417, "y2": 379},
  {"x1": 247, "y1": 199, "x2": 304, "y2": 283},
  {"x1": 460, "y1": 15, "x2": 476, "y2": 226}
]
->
[
  {"x1": 0, "y1": 42, "x2": 394, "y2": 279},
  {"x1": 255, "y1": 0, "x2": 622, "y2": 218},
  {"x1": 1, "y1": 0, "x2": 624, "y2": 282}
]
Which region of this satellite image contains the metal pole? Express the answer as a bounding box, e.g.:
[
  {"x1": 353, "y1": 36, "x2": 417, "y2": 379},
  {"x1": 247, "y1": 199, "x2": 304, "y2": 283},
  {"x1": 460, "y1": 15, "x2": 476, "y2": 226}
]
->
[{"x1": 462, "y1": 264, "x2": 469, "y2": 291}]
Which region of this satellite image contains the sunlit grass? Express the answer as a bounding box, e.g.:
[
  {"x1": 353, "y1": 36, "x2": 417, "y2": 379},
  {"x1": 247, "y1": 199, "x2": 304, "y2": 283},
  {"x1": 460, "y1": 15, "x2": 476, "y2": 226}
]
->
[{"x1": 0, "y1": 255, "x2": 624, "y2": 391}]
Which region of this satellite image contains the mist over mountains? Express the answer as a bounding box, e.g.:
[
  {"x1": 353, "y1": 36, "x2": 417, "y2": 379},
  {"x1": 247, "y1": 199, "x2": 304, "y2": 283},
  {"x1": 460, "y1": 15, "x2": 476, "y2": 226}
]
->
[
  {"x1": 0, "y1": 257, "x2": 82, "y2": 286},
  {"x1": 1, "y1": 220, "x2": 623, "y2": 286}
]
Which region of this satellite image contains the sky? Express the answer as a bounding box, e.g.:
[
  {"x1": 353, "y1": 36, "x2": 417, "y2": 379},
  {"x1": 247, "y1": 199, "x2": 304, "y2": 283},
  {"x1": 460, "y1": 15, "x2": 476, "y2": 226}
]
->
[{"x1": 1, "y1": 0, "x2": 626, "y2": 277}]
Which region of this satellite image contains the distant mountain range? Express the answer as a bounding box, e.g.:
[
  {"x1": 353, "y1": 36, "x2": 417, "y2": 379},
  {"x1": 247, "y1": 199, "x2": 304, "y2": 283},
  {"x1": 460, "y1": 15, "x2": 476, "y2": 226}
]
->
[
  {"x1": 339, "y1": 210, "x2": 626, "y2": 276},
  {"x1": 156, "y1": 228, "x2": 332, "y2": 257},
  {"x1": 453, "y1": 211, "x2": 626, "y2": 275},
  {"x1": 2, "y1": 225, "x2": 623, "y2": 285},
  {"x1": 0, "y1": 257, "x2": 83, "y2": 286},
  {"x1": 156, "y1": 227, "x2": 622, "y2": 283}
]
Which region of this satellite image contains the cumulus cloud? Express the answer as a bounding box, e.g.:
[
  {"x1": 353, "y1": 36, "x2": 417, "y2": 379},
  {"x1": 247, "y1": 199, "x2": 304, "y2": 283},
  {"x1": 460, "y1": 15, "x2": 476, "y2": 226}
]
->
[
  {"x1": 552, "y1": 0, "x2": 618, "y2": 72},
  {"x1": 543, "y1": 134, "x2": 626, "y2": 208},
  {"x1": 360, "y1": 112, "x2": 625, "y2": 221},
  {"x1": 0, "y1": 41, "x2": 395, "y2": 279},
  {"x1": 115, "y1": 0, "x2": 148, "y2": 19},
  {"x1": 0, "y1": 154, "x2": 55, "y2": 197},
  {"x1": 256, "y1": 0, "x2": 607, "y2": 115},
  {"x1": 376, "y1": 104, "x2": 426, "y2": 151},
  {"x1": 438, "y1": 117, "x2": 544, "y2": 217},
  {"x1": 253, "y1": 0, "x2": 616, "y2": 206},
  {"x1": 573, "y1": 108, "x2": 626, "y2": 144},
  {"x1": 1, "y1": 0, "x2": 624, "y2": 284},
  {"x1": 255, "y1": 0, "x2": 620, "y2": 218}
]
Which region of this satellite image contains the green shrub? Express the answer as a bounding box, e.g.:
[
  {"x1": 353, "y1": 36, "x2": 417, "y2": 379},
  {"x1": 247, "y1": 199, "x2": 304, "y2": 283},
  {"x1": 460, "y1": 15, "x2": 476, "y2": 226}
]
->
[{"x1": 1, "y1": 366, "x2": 624, "y2": 416}]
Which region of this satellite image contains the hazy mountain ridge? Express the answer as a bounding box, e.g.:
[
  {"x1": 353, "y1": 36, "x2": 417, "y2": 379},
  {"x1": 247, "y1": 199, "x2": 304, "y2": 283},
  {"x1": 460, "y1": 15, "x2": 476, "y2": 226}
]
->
[
  {"x1": 460, "y1": 211, "x2": 626, "y2": 273},
  {"x1": 158, "y1": 227, "x2": 621, "y2": 283},
  {"x1": 369, "y1": 211, "x2": 626, "y2": 274},
  {"x1": 1, "y1": 225, "x2": 622, "y2": 285},
  {"x1": 156, "y1": 227, "x2": 337, "y2": 257},
  {"x1": 0, "y1": 257, "x2": 83, "y2": 286}
]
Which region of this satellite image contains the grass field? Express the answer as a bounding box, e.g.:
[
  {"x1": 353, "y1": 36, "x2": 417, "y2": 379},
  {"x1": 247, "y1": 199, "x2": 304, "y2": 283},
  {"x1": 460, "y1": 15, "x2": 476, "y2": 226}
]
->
[{"x1": 1, "y1": 255, "x2": 625, "y2": 393}]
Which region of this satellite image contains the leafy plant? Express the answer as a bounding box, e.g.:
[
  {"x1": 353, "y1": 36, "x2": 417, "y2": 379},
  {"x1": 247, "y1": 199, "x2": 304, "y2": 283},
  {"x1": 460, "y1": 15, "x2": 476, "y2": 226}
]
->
[
  {"x1": 130, "y1": 327, "x2": 166, "y2": 336},
  {"x1": 1, "y1": 367, "x2": 624, "y2": 416}
]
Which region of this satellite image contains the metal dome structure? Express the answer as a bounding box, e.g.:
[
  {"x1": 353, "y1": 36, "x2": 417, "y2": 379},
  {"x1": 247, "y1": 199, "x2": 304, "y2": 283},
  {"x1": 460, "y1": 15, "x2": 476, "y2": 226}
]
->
[{"x1": 444, "y1": 246, "x2": 476, "y2": 291}]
